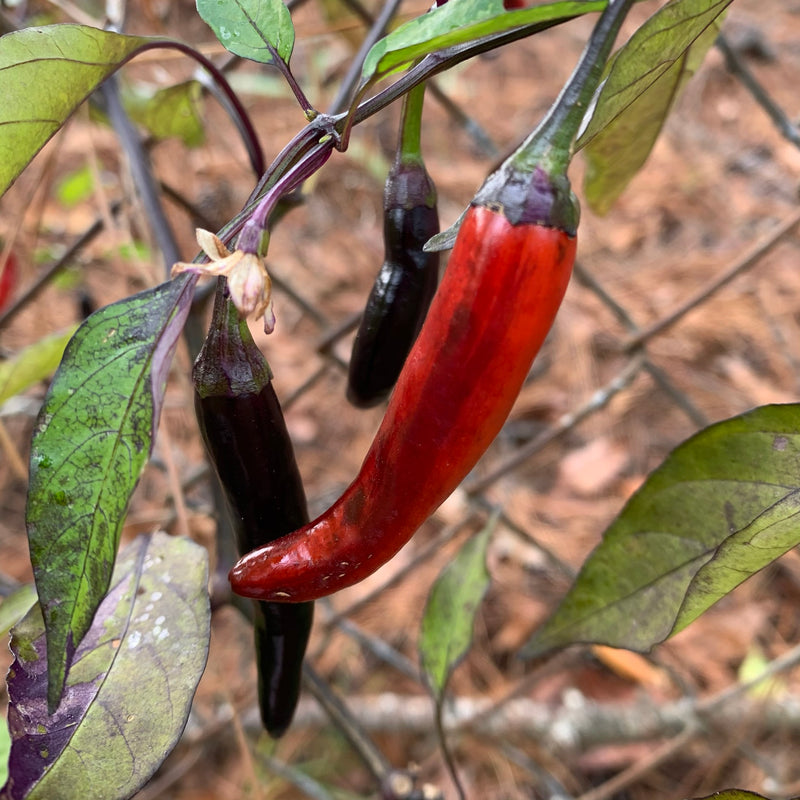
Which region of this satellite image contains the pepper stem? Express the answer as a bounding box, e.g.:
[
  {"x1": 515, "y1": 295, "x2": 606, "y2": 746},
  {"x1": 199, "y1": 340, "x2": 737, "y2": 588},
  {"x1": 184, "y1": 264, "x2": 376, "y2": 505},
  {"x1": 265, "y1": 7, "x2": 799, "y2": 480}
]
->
[
  {"x1": 397, "y1": 82, "x2": 427, "y2": 165},
  {"x1": 237, "y1": 139, "x2": 334, "y2": 255},
  {"x1": 510, "y1": 0, "x2": 634, "y2": 177}
]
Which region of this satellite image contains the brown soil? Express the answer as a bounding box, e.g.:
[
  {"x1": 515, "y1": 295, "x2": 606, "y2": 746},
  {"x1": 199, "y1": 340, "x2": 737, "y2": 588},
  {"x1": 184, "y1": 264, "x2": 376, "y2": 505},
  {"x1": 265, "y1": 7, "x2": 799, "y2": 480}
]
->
[{"x1": 3, "y1": 0, "x2": 800, "y2": 798}]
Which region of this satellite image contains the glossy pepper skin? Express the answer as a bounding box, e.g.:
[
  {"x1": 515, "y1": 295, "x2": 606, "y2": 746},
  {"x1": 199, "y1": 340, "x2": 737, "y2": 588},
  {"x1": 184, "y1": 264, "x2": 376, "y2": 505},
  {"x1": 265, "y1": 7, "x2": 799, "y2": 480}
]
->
[
  {"x1": 230, "y1": 169, "x2": 577, "y2": 604},
  {"x1": 194, "y1": 283, "x2": 313, "y2": 737},
  {"x1": 0, "y1": 247, "x2": 18, "y2": 313},
  {"x1": 229, "y1": 0, "x2": 631, "y2": 606},
  {"x1": 347, "y1": 162, "x2": 440, "y2": 408}
]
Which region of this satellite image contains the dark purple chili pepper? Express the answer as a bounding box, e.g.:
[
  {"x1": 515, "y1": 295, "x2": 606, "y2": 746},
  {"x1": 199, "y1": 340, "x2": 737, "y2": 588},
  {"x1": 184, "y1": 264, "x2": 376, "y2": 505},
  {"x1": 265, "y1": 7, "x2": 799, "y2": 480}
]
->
[
  {"x1": 347, "y1": 83, "x2": 440, "y2": 408},
  {"x1": 194, "y1": 279, "x2": 313, "y2": 737}
]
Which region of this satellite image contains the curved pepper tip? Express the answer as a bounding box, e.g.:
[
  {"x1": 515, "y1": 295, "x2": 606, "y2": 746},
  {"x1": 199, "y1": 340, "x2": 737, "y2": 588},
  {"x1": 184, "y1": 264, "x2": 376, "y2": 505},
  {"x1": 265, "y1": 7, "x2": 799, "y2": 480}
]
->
[{"x1": 229, "y1": 547, "x2": 294, "y2": 602}]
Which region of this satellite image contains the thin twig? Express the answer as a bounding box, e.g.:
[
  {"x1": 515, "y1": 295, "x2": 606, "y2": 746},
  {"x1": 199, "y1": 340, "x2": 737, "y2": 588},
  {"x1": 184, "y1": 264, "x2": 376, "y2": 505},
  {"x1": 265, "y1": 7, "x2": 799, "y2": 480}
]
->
[
  {"x1": 323, "y1": 610, "x2": 420, "y2": 680},
  {"x1": 159, "y1": 181, "x2": 224, "y2": 232},
  {"x1": 258, "y1": 754, "x2": 338, "y2": 800},
  {"x1": 501, "y1": 742, "x2": 577, "y2": 800},
  {"x1": 133, "y1": 745, "x2": 206, "y2": 800},
  {"x1": 302, "y1": 663, "x2": 392, "y2": 783},
  {"x1": 465, "y1": 355, "x2": 644, "y2": 496},
  {"x1": 698, "y1": 638, "x2": 800, "y2": 716},
  {"x1": 281, "y1": 362, "x2": 331, "y2": 410},
  {"x1": 575, "y1": 725, "x2": 699, "y2": 800},
  {"x1": 325, "y1": 514, "x2": 479, "y2": 625},
  {"x1": 623, "y1": 207, "x2": 800, "y2": 351},
  {"x1": 328, "y1": 0, "x2": 498, "y2": 155},
  {"x1": 716, "y1": 33, "x2": 800, "y2": 148},
  {"x1": 472, "y1": 499, "x2": 575, "y2": 579},
  {"x1": 572, "y1": 261, "x2": 709, "y2": 428},
  {"x1": 0, "y1": 204, "x2": 119, "y2": 330},
  {"x1": 328, "y1": 0, "x2": 405, "y2": 116},
  {"x1": 434, "y1": 698, "x2": 467, "y2": 800},
  {"x1": 316, "y1": 310, "x2": 361, "y2": 356},
  {"x1": 427, "y1": 82, "x2": 499, "y2": 157}
]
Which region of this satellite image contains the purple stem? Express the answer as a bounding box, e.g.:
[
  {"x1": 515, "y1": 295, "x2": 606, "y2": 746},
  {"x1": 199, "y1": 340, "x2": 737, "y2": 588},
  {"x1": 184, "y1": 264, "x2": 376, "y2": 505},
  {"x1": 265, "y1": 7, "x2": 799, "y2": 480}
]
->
[
  {"x1": 237, "y1": 140, "x2": 335, "y2": 253},
  {"x1": 139, "y1": 41, "x2": 265, "y2": 176}
]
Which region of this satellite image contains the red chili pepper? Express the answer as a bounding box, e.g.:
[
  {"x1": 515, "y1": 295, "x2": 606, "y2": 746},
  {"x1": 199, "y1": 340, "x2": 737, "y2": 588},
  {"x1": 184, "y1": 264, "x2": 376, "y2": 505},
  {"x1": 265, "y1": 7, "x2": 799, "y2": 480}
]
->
[
  {"x1": 229, "y1": 0, "x2": 632, "y2": 603},
  {"x1": 230, "y1": 201, "x2": 575, "y2": 602},
  {"x1": 0, "y1": 248, "x2": 18, "y2": 313}
]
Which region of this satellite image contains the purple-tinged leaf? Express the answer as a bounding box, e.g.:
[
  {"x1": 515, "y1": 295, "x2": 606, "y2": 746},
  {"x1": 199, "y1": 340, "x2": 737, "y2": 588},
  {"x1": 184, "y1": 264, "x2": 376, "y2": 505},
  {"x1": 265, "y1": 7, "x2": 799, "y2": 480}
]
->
[
  {"x1": 525, "y1": 404, "x2": 800, "y2": 658},
  {"x1": 1, "y1": 532, "x2": 209, "y2": 800},
  {"x1": 26, "y1": 273, "x2": 196, "y2": 712}
]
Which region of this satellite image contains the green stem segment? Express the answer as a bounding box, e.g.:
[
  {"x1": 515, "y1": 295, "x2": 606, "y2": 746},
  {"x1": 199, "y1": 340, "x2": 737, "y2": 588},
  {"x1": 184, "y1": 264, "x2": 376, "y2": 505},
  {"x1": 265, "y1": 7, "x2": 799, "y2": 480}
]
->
[
  {"x1": 512, "y1": 0, "x2": 634, "y2": 176},
  {"x1": 474, "y1": 0, "x2": 634, "y2": 231},
  {"x1": 398, "y1": 82, "x2": 427, "y2": 165}
]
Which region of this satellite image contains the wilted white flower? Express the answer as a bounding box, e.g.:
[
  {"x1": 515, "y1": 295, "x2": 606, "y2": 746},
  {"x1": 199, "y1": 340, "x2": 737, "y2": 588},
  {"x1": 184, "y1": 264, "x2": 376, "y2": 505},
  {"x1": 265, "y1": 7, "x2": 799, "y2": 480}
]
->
[{"x1": 172, "y1": 229, "x2": 276, "y2": 333}]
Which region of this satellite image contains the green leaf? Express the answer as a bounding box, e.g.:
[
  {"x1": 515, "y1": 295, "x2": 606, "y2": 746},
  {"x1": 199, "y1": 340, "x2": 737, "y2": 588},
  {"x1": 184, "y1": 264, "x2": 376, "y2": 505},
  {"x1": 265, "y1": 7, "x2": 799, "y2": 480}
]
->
[
  {"x1": 0, "y1": 25, "x2": 153, "y2": 196},
  {"x1": 0, "y1": 326, "x2": 78, "y2": 407},
  {"x1": 55, "y1": 166, "x2": 94, "y2": 208},
  {"x1": 578, "y1": 0, "x2": 728, "y2": 213},
  {"x1": 2, "y1": 532, "x2": 209, "y2": 800},
  {"x1": 524, "y1": 405, "x2": 800, "y2": 658},
  {"x1": 196, "y1": 0, "x2": 295, "y2": 66},
  {"x1": 125, "y1": 81, "x2": 205, "y2": 147},
  {"x1": 0, "y1": 585, "x2": 37, "y2": 639},
  {"x1": 577, "y1": 0, "x2": 733, "y2": 146},
  {"x1": 361, "y1": 0, "x2": 606, "y2": 84},
  {"x1": 26, "y1": 274, "x2": 195, "y2": 712},
  {"x1": 420, "y1": 517, "x2": 495, "y2": 696}
]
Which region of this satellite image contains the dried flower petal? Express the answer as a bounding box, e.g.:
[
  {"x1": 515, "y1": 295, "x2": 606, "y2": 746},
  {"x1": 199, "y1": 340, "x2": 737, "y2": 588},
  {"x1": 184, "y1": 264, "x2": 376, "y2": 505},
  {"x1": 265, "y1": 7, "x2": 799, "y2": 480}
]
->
[
  {"x1": 195, "y1": 229, "x2": 231, "y2": 260},
  {"x1": 171, "y1": 229, "x2": 276, "y2": 332},
  {"x1": 227, "y1": 253, "x2": 272, "y2": 318}
]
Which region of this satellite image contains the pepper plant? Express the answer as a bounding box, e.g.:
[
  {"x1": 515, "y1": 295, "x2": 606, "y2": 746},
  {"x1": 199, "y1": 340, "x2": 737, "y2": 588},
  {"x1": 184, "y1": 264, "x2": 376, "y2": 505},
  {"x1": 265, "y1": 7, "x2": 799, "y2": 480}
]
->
[{"x1": 1, "y1": 0, "x2": 791, "y2": 797}]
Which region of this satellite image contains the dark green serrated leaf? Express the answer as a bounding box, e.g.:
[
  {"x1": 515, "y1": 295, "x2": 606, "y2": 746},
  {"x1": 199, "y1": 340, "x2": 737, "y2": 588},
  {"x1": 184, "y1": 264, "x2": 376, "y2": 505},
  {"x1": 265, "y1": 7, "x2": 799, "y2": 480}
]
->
[
  {"x1": 576, "y1": 0, "x2": 732, "y2": 150},
  {"x1": 524, "y1": 404, "x2": 800, "y2": 658},
  {"x1": 0, "y1": 326, "x2": 78, "y2": 407},
  {"x1": 0, "y1": 25, "x2": 152, "y2": 196},
  {"x1": 196, "y1": 0, "x2": 294, "y2": 65},
  {"x1": 580, "y1": 4, "x2": 724, "y2": 213},
  {"x1": 361, "y1": 0, "x2": 606, "y2": 84},
  {"x1": 420, "y1": 518, "x2": 494, "y2": 696},
  {"x1": 2, "y1": 532, "x2": 209, "y2": 800},
  {"x1": 26, "y1": 274, "x2": 195, "y2": 712},
  {"x1": 125, "y1": 81, "x2": 205, "y2": 147}
]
